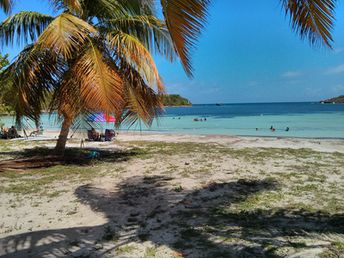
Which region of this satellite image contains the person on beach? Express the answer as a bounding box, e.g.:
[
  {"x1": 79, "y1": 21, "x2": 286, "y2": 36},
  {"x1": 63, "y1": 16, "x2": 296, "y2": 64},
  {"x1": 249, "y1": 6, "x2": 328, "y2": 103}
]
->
[
  {"x1": 8, "y1": 126, "x2": 19, "y2": 139},
  {"x1": 1, "y1": 126, "x2": 8, "y2": 139},
  {"x1": 39, "y1": 123, "x2": 44, "y2": 132},
  {"x1": 90, "y1": 128, "x2": 100, "y2": 141}
]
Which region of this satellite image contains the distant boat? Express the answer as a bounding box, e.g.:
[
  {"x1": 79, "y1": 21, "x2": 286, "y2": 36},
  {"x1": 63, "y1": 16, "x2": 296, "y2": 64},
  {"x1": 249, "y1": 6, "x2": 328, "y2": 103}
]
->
[{"x1": 215, "y1": 103, "x2": 221, "y2": 106}]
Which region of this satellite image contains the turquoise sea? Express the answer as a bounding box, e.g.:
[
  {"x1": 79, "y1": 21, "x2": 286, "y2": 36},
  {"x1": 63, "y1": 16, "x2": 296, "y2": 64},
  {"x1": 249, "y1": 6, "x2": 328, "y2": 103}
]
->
[{"x1": 0, "y1": 102, "x2": 343, "y2": 139}]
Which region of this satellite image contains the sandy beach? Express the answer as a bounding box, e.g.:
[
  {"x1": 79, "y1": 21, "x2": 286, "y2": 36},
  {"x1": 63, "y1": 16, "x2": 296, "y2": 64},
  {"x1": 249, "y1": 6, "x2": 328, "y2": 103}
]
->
[
  {"x1": 0, "y1": 133, "x2": 344, "y2": 257},
  {"x1": 32, "y1": 130, "x2": 344, "y2": 153}
]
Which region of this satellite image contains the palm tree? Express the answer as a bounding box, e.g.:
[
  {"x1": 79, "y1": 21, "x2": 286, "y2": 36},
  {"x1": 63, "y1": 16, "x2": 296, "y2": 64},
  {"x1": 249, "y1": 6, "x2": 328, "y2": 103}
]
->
[
  {"x1": 0, "y1": 0, "x2": 210, "y2": 154},
  {"x1": 0, "y1": 0, "x2": 337, "y2": 155}
]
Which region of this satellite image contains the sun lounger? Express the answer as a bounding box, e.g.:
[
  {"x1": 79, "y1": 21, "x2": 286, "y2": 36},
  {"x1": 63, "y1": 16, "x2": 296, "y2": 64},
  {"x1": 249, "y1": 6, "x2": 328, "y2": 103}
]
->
[
  {"x1": 105, "y1": 129, "x2": 115, "y2": 141},
  {"x1": 87, "y1": 129, "x2": 101, "y2": 141}
]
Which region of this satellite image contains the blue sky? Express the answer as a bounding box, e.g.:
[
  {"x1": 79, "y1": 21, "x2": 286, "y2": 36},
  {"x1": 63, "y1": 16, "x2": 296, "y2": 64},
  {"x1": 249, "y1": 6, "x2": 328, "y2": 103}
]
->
[{"x1": 1, "y1": 1, "x2": 344, "y2": 104}]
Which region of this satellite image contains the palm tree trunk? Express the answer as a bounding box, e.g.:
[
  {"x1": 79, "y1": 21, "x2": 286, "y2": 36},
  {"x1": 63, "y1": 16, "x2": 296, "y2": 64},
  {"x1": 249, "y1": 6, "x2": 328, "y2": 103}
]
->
[{"x1": 55, "y1": 114, "x2": 74, "y2": 155}]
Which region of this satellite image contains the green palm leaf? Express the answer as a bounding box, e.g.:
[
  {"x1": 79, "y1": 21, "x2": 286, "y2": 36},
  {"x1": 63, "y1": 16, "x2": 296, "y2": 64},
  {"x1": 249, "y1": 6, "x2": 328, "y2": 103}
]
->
[
  {"x1": 1, "y1": 45, "x2": 64, "y2": 124},
  {"x1": 81, "y1": 0, "x2": 126, "y2": 20},
  {"x1": 0, "y1": 11, "x2": 54, "y2": 46}
]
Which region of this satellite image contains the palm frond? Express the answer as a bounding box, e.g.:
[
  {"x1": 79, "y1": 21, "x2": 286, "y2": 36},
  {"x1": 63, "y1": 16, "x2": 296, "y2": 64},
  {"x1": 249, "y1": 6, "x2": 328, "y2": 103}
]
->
[
  {"x1": 1, "y1": 45, "x2": 65, "y2": 125},
  {"x1": 116, "y1": 0, "x2": 156, "y2": 16},
  {"x1": 81, "y1": 0, "x2": 127, "y2": 21},
  {"x1": 105, "y1": 15, "x2": 176, "y2": 61},
  {"x1": 71, "y1": 42, "x2": 124, "y2": 115},
  {"x1": 161, "y1": 0, "x2": 210, "y2": 77},
  {"x1": 120, "y1": 85, "x2": 163, "y2": 127},
  {"x1": 36, "y1": 13, "x2": 96, "y2": 58},
  {"x1": 0, "y1": 11, "x2": 54, "y2": 47},
  {"x1": 116, "y1": 65, "x2": 163, "y2": 127},
  {"x1": 0, "y1": 0, "x2": 13, "y2": 14},
  {"x1": 49, "y1": 68, "x2": 82, "y2": 116},
  {"x1": 108, "y1": 31, "x2": 164, "y2": 93},
  {"x1": 49, "y1": 0, "x2": 83, "y2": 15},
  {"x1": 282, "y1": 0, "x2": 336, "y2": 47}
]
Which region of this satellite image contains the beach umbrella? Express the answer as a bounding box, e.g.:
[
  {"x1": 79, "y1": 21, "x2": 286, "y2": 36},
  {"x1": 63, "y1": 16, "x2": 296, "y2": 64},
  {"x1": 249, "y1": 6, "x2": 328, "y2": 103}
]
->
[
  {"x1": 86, "y1": 113, "x2": 117, "y2": 135},
  {"x1": 88, "y1": 113, "x2": 116, "y2": 123}
]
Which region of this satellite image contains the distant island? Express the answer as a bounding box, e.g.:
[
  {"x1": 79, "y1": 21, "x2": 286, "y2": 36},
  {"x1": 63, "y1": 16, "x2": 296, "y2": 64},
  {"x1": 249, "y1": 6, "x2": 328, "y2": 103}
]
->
[
  {"x1": 321, "y1": 95, "x2": 344, "y2": 104},
  {"x1": 161, "y1": 94, "x2": 192, "y2": 107}
]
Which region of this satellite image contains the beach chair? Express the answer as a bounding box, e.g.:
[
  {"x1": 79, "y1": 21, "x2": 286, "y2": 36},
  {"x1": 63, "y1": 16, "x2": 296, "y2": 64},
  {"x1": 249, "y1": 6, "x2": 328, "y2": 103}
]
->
[
  {"x1": 87, "y1": 129, "x2": 101, "y2": 141},
  {"x1": 105, "y1": 129, "x2": 115, "y2": 141},
  {"x1": 87, "y1": 130, "x2": 92, "y2": 141}
]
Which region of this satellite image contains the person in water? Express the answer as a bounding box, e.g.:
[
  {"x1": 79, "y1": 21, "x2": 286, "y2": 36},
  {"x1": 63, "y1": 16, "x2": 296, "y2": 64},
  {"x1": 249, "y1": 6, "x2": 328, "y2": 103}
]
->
[{"x1": 285, "y1": 127, "x2": 290, "y2": 132}]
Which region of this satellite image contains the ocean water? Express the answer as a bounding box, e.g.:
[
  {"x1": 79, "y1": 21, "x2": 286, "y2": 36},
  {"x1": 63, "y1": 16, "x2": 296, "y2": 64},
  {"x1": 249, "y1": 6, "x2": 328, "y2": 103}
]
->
[{"x1": 0, "y1": 102, "x2": 343, "y2": 138}]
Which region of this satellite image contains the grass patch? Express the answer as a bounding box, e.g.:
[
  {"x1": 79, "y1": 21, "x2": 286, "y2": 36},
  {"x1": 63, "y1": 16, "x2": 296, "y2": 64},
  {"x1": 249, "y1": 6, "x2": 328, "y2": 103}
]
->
[
  {"x1": 116, "y1": 245, "x2": 137, "y2": 254},
  {"x1": 143, "y1": 246, "x2": 157, "y2": 258}
]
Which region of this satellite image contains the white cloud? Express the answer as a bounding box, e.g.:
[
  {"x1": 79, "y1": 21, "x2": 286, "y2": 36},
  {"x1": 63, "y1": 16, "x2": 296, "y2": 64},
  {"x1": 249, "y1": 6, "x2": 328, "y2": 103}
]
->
[
  {"x1": 326, "y1": 64, "x2": 344, "y2": 75},
  {"x1": 282, "y1": 71, "x2": 302, "y2": 78}
]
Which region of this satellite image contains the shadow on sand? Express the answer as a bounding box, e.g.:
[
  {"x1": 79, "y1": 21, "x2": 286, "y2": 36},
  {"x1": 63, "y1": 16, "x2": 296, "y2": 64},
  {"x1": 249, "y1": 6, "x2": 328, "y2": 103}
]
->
[
  {"x1": 1, "y1": 175, "x2": 344, "y2": 257},
  {"x1": 0, "y1": 147, "x2": 142, "y2": 172}
]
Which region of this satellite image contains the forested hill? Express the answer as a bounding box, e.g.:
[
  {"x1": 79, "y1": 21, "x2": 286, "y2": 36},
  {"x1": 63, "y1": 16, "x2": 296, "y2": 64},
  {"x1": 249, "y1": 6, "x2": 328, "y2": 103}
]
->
[
  {"x1": 321, "y1": 95, "x2": 344, "y2": 103},
  {"x1": 162, "y1": 94, "x2": 192, "y2": 106}
]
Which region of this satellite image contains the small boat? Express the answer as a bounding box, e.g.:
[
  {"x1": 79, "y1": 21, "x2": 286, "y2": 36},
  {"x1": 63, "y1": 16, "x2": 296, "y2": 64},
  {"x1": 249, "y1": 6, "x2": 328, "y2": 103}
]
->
[{"x1": 215, "y1": 103, "x2": 221, "y2": 106}]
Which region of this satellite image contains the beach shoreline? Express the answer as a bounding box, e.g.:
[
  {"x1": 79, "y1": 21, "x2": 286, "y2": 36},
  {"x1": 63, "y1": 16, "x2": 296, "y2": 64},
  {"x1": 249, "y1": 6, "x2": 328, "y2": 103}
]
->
[{"x1": 14, "y1": 129, "x2": 344, "y2": 154}]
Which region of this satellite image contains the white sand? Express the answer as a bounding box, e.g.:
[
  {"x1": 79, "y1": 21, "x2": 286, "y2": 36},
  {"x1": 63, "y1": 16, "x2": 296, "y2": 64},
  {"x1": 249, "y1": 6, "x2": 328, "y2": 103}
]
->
[
  {"x1": 27, "y1": 130, "x2": 344, "y2": 153},
  {"x1": 1, "y1": 132, "x2": 343, "y2": 257}
]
